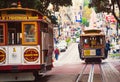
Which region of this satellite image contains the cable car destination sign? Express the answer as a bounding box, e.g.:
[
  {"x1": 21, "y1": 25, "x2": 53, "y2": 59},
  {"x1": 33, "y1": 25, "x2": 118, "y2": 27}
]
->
[
  {"x1": 0, "y1": 16, "x2": 38, "y2": 20},
  {"x1": 0, "y1": 8, "x2": 41, "y2": 21}
]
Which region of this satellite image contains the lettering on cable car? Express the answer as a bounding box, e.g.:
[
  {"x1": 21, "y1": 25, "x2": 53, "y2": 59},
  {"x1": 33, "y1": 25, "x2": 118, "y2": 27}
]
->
[
  {"x1": 0, "y1": 50, "x2": 6, "y2": 62},
  {"x1": 0, "y1": 16, "x2": 38, "y2": 20},
  {"x1": 24, "y1": 48, "x2": 39, "y2": 62}
]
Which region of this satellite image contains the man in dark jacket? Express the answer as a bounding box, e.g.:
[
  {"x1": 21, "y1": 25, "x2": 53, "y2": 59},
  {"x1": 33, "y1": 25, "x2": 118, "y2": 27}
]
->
[
  {"x1": 78, "y1": 43, "x2": 84, "y2": 60},
  {"x1": 105, "y1": 40, "x2": 110, "y2": 58}
]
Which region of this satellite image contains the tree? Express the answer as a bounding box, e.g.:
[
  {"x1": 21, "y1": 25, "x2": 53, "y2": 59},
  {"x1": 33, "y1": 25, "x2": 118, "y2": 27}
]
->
[
  {"x1": 83, "y1": 5, "x2": 92, "y2": 20},
  {"x1": 89, "y1": 0, "x2": 120, "y2": 23},
  {"x1": 50, "y1": 0, "x2": 72, "y2": 11},
  {"x1": 81, "y1": 0, "x2": 91, "y2": 27},
  {"x1": 0, "y1": 0, "x2": 72, "y2": 15},
  {"x1": 82, "y1": 17, "x2": 89, "y2": 27},
  {"x1": 0, "y1": 0, "x2": 72, "y2": 24}
]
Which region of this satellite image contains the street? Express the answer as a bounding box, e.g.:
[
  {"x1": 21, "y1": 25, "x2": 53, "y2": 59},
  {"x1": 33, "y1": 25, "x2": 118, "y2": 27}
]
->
[
  {"x1": 37, "y1": 43, "x2": 120, "y2": 82},
  {"x1": 1, "y1": 43, "x2": 120, "y2": 82},
  {"x1": 53, "y1": 43, "x2": 81, "y2": 66}
]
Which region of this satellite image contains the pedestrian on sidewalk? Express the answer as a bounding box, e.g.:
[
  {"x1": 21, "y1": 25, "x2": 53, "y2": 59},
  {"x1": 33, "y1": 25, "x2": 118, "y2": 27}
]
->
[
  {"x1": 105, "y1": 40, "x2": 111, "y2": 58},
  {"x1": 54, "y1": 47, "x2": 60, "y2": 60}
]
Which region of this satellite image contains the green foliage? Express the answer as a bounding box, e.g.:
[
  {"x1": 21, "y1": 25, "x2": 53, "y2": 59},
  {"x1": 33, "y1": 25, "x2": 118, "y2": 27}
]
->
[
  {"x1": 66, "y1": 37, "x2": 71, "y2": 44},
  {"x1": 110, "y1": 53, "x2": 120, "y2": 58},
  {"x1": 118, "y1": 23, "x2": 120, "y2": 29},
  {"x1": 0, "y1": 0, "x2": 72, "y2": 11},
  {"x1": 88, "y1": 0, "x2": 120, "y2": 23},
  {"x1": 81, "y1": 17, "x2": 89, "y2": 27},
  {"x1": 75, "y1": 32, "x2": 80, "y2": 38},
  {"x1": 49, "y1": 15, "x2": 58, "y2": 24},
  {"x1": 84, "y1": 0, "x2": 89, "y2": 6},
  {"x1": 82, "y1": 6, "x2": 92, "y2": 20},
  {"x1": 50, "y1": 0, "x2": 72, "y2": 7}
]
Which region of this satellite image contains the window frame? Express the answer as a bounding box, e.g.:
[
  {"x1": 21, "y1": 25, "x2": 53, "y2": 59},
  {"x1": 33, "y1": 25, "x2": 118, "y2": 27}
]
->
[
  {"x1": 0, "y1": 23, "x2": 6, "y2": 45},
  {"x1": 22, "y1": 22, "x2": 38, "y2": 45}
]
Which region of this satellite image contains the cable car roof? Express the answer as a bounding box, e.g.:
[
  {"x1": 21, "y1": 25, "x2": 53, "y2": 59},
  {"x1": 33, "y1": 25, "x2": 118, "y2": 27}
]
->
[
  {"x1": 80, "y1": 33, "x2": 105, "y2": 36},
  {"x1": 81, "y1": 28, "x2": 105, "y2": 36},
  {"x1": 83, "y1": 29, "x2": 101, "y2": 34},
  {"x1": 0, "y1": 7, "x2": 43, "y2": 15}
]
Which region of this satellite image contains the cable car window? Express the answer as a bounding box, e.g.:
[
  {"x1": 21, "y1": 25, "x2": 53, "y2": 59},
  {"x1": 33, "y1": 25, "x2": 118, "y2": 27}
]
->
[
  {"x1": 24, "y1": 24, "x2": 35, "y2": 42},
  {"x1": 0, "y1": 25, "x2": 3, "y2": 43},
  {"x1": 22, "y1": 22, "x2": 38, "y2": 45},
  {"x1": 100, "y1": 38, "x2": 103, "y2": 45},
  {"x1": 84, "y1": 38, "x2": 90, "y2": 48},
  {"x1": 7, "y1": 10, "x2": 26, "y2": 14},
  {"x1": 90, "y1": 37, "x2": 96, "y2": 47},
  {"x1": 0, "y1": 11, "x2": 1, "y2": 16},
  {"x1": 84, "y1": 39, "x2": 88, "y2": 44},
  {"x1": 8, "y1": 22, "x2": 21, "y2": 45}
]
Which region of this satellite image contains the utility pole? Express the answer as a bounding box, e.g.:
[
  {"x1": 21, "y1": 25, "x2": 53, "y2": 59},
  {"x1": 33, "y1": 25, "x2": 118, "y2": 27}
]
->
[{"x1": 116, "y1": 10, "x2": 120, "y2": 44}]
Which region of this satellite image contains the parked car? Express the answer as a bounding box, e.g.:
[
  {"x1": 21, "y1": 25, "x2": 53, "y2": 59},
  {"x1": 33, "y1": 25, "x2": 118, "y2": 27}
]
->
[
  {"x1": 76, "y1": 38, "x2": 80, "y2": 43},
  {"x1": 56, "y1": 40, "x2": 67, "y2": 52},
  {"x1": 112, "y1": 44, "x2": 120, "y2": 53}
]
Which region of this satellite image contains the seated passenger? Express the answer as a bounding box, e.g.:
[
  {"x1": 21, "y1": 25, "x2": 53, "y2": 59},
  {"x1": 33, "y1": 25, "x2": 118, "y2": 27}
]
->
[
  {"x1": 91, "y1": 37, "x2": 96, "y2": 47},
  {"x1": 84, "y1": 44, "x2": 89, "y2": 48},
  {"x1": 84, "y1": 39, "x2": 89, "y2": 48}
]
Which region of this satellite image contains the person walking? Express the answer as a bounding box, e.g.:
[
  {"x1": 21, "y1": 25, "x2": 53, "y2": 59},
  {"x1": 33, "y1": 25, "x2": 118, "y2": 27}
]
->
[
  {"x1": 105, "y1": 40, "x2": 111, "y2": 58},
  {"x1": 54, "y1": 47, "x2": 60, "y2": 60}
]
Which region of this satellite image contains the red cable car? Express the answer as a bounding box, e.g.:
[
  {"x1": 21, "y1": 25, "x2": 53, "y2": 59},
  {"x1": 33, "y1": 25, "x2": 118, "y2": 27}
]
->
[{"x1": 0, "y1": 2, "x2": 54, "y2": 81}]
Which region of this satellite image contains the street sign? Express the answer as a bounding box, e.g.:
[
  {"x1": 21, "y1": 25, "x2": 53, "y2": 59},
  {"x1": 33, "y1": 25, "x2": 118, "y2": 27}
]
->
[
  {"x1": 75, "y1": 12, "x2": 82, "y2": 23},
  {"x1": 76, "y1": 19, "x2": 82, "y2": 22}
]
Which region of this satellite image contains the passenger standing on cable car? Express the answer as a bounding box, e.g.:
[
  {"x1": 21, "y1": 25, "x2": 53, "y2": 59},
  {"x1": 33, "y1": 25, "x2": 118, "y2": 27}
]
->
[
  {"x1": 78, "y1": 43, "x2": 83, "y2": 59},
  {"x1": 46, "y1": 45, "x2": 53, "y2": 64}
]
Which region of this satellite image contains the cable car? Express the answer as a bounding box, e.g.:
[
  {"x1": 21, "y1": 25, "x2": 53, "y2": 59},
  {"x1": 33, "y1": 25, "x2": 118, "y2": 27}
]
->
[
  {"x1": 78, "y1": 29, "x2": 107, "y2": 63},
  {"x1": 0, "y1": 2, "x2": 53, "y2": 81}
]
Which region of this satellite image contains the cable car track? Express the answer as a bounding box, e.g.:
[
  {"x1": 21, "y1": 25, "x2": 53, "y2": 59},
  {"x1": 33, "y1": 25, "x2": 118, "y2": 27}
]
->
[
  {"x1": 99, "y1": 63, "x2": 105, "y2": 82},
  {"x1": 76, "y1": 63, "x2": 104, "y2": 82}
]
